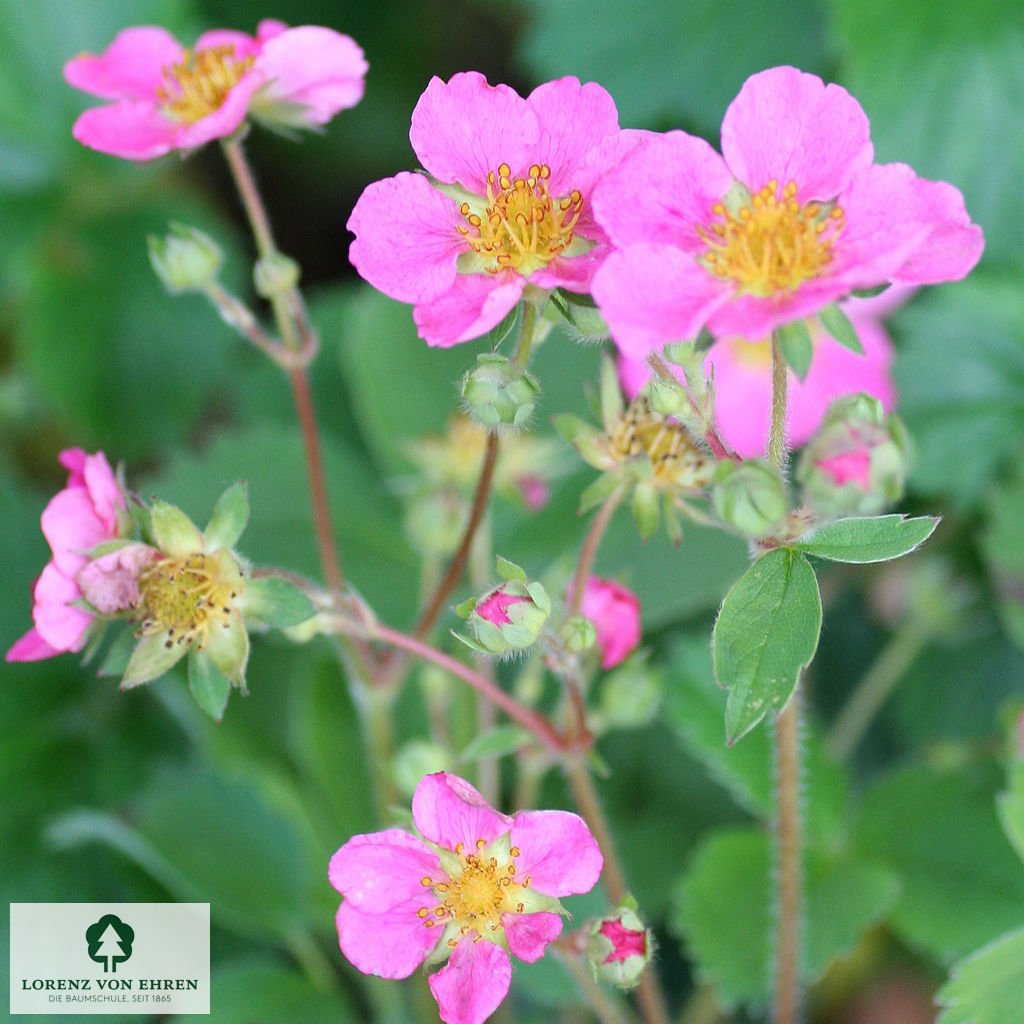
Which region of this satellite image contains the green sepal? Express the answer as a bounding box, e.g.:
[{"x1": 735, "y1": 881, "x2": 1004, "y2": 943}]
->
[
  {"x1": 793, "y1": 514, "x2": 939, "y2": 564},
  {"x1": 525, "y1": 580, "x2": 551, "y2": 614},
  {"x1": 97, "y1": 625, "x2": 138, "y2": 678},
  {"x1": 150, "y1": 500, "x2": 203, "y2": 558},
  {"x1": 632, "y1": 481, "x2": 660, "y2": 541},
  {"x1": 205, "y1": 613, "x2": 249, "y2": 690},
  {"x1": 458, "y1": 726, "x2": 534, "y2": 763},
  {"x1": 850, "y1": 283, "x2": 889, "y2": 300},
  {"x1": 454, "y1": 595, "x2": 477, "y2": 619},
  {"x1": 579, "y1": 472, "x2": 623, "y2": 514},
  {"x1": 713, "y1": 548, "x2": 822, "y2": 743},
  {"x1": 451, "y1": 629, "x2": 494, "y2": 655},
  {"x1": 203, "y1": 481, "x2": 249, "y2": 551},
  {"x1": 777, "y1": 318, "x2": 814, "y2": 381},
  {"x1": 496, "y1": 556, "x2": 528, "y2": 582},
  {"x1": 239, "y1": 576, "x2": 315, "y2": 629},
  {"x1": 187, "y1": 649, "x2": 232, "y2": 721},
  {"x1": 121, "y1": 631, "x2": 187, "y2": 689},
  {"x1": 818, "y1": 302, "x2": 864, "y2": 355},
  {"x1": 86, "y1": 538, "x2": 140, "y2": 560},
  {"x1": 600, "y1": 354, "x2": 624, "y2": 434},
  {"x1": 664, "y1": 500, "x2": 684, "y2": 547}
]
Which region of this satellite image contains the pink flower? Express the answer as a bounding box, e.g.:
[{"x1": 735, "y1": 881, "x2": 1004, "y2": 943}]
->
[
  {"x1": 591, "y1": 66, "x2": 984, "y2": 359},
  {"x1": 329, "y1": 771, "x2": 603, "y2": 1024},
  {"x1": 7, "y1": 449, "x2": 126, "y2": 662},
  {"x1": 64, "y1": 20, "x2": 367, "y2": 160},
  {"x1": 619, "y1": 293, "x2": 898, "y2": 458},
  {"x1": 579, "y1": 578, "x2": 642, "y2": 669},
  {"x1": 347, "y1": 72, "x2": 641, "y2": 347}
]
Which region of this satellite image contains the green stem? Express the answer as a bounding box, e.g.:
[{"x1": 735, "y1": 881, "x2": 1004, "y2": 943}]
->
[
  {"x1": 510, "y1": 301, "x2": 537, "y2": 373},
  {"x1": 568, "y1": 486, "x2": 626, "y2": 620},
  {"x1": 827, "y1": 624, "x2": 930, "y2": 761},
  {"x1": 768, "y1": 330, "x2": 802, "y2": 1024},
  {"x1": 555, "y1": 944, "x2": 637, "y2": 1024}
]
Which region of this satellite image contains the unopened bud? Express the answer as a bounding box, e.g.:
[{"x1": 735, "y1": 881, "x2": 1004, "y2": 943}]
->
[
  {"x1": 712, "y1": 459, "x2": 788, "y2": 537},
  {"x1": 587, "y1": 898, "x2": 653, "y2": 989},
  {"x1": 455, "y1": 561, "x2": 550, "y2": 655},
  {"x1": 796, "y1": 394, "x2": 907, "y2": 515},
  {"x1": 560, "y1": 615, "x2": 597, "y2": 655},
  {"x1": 461, "y1": 354, "x2": 540, "y2": 429},
  {"x1": 597, "y1": 662, "x2": 661, "y2": 730},
  {"x1": 404, "y1": 490, "x2": 467, "y2": 557},
  {"x1": 254, "y1": 252, "x2": 301, "y2": 298},
  {"x1": 148, "y1": 223, "x2": 223, "y2": 293}
]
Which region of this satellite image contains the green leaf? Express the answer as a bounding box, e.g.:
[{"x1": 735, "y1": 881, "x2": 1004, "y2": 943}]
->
[
  {"x1": 938, "y1": 928, "x2": 1024, "y2": 1024},
  {"x1": 204, "y1": 481, "x2": 250, "y2": 551},
  {"x1": 669, "y1": 828, "x2": 900, "y2": 1009},
  {"x1": 794, "y1": 515, "x2": 939, "y2": 563},
  {"x1": 150, "y1": 499, "x2": 203, "y2": 557},
  {"x1": 713, "y1": 549, "x2": 823, "y2": 743},
  {"x1": 853, "y1": 762, "x2": 1024, "y2": 960},
  {"x1": 458, "y1": 726, "x2": 534, "y2": 763},
  {"x1": 777, "y1": 319, "x2": 814, "y2": 381},
  {"x1": 996, "y1": 760, "x2": 1024, "y2": 866},
  {"x1": 240, "y1": 577, "x2": 316, "y2": 630},
  {"x1": 818, "y1": 303, "x2": 864, "y2": 354},
  {"x1": 187, "y1": 649, "x2": 231, "y2": 722}
]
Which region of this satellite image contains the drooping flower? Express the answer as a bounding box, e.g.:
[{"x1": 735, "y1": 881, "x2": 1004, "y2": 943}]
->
[
  {"x1": 618, "y1": 293, "x2": 899, "y2": 458},
  {"x1": 329, "y1": 771, "x2": 603, "y2": 1024},
  {"x1": 7, "y1": 449, "x2": 129, "y2": 662},
  {"x1": 64, "y1": 20, "x2": 367, "y2": 160},
  {"x1": 347, "y1": 72, "x2": 642, "y2": 347},
  {"x1": 578, "y1": 577, "x2": 641, "y2": 669},
  {"x1": 591, "y1": 65, "x2": 984, "y2": 359}
]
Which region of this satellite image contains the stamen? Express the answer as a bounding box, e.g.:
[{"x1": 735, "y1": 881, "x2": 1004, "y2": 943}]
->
[{"x1": 156, "y1": 45, "x2": 255, "y2": 124}]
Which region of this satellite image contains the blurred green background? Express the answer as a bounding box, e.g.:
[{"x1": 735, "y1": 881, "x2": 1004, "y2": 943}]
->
[{"x1": 3, "y1": 1, "x2": 1024, "y2": 1022}]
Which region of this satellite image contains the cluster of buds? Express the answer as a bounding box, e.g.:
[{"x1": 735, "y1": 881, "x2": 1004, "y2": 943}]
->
[
  {"x1": 8, "y1": 451, "x2": 314, "y2": 720},
  {"x1": 555, "y1": 356, "x2": 716, "y2": 542}
]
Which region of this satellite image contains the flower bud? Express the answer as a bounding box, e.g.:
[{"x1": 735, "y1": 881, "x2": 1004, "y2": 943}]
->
[
  {"x1": 711, "y1": 459, "x2": 788, "y2": 537},
  {"x1": 587, "y1": 898, "x2": 653, "y2": 989},
  {"x1": 254, "y1": 252, "x2": 301, "y2": 298},
  {"x1": 148, "y1": 223, "x2": 223, "y2": 293},
  {"x1": 596, "y1": 662, "x2": 661, "y2": 731},
  {"x1": 461, "y1": 354, "x2": 540, "y2": 430},
  {"x1": 455, "y1": 563, "x2": 551, "y2": 656},
  {"x1": 404, "y1": 489, "x2": 467, "y2": 558},
  {"x1": 579, "y1": 578, "x2": 642, "y2": 670},
  {"x1": 796, "y1": 394, "x2": 907, "y2": 515}
]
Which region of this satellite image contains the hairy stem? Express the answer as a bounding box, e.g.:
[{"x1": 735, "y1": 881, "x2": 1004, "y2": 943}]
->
[
  {"x1": 568, "y1": 486, "x2": 626, "y2": 619},
  {"x1": 768, "y1": 331, "x2": 802, "y2": 1024}
]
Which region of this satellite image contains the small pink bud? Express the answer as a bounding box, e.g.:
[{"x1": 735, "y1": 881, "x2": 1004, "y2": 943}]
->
[{"x1": 579, "y1": 577, "x2": 642, "y2": 669}]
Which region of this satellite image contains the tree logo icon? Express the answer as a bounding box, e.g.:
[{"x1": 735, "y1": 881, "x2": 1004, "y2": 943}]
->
[{"x1": 85, "y1": 914, "x2": 135, "y2": 973}]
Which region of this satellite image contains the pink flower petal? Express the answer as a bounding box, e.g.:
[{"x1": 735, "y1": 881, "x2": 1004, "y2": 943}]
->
[
  {"x1": 529, "y1": 240, "x2": 612, "y2": 294},
  {"x1": 32, "y1": 563, "x2": 92, "y2": 653},
  {"x1": 335, "y1": 898, "x2": 439, "y2": 980},
  {"x1": 71, "y1": 100, "x2": 178, "y2": 161},
  {"x1": 40, "y1": 488, "x2": 108, "y2": 577},
  {"x1": 410, "y1": 72, "x2": 538, "y2": 188},
  {"x1": 329, "y1": 829, "x2": 445, "y2": 912},
  {"x1": 193, "y1": 28, "x2": 263, "y2": 59},
  {"x1": 510, "y1": 809, "x2": 603, "y2": 897},
  {"x1": 704, "y1": 277, "x2": 853, "y2": 341},
  {"x1": 81, "y1": 450, "x2": 123, "y2": 532},
  {"x1": 63, "y1": 26, "x2": 183, "y2": 101},
  {"x1": 173, "y1": 73, "x2": 264, "y2": 151},
  {"x1": 721, "y1": 66, "x2": 873, "y2": 199},
  {"x1": 76, "y1": 544, "x2": 158, "y2": 614},
  {"x1": 592, "y1": 131, "x2": 732, "y2": 251},
  {"x1": 502, "y1": 910, "x2": 563, "y2": 963},
  {"x1": 525, "y1": 77, "x2": 619, "y2": 196},
  {"x1": 413, "y1": 275, "x2": 525, "y2": 348},
  {"x1": 428, "y1": 937, "x2": 512, "y2": 1024},
  {"x1": 256, "y1": 27, "x2": 367, "y2": 122},
  {"x1": 580, "y1": 578, "x2": 642, "y2": 669},
  {"x1": 592, "y1": 243, "x2": 731, "y2": 359},
  {"x1": 412, "y1": 772, "x2": 512, "y2": 853},
  {"x1": 6, "y1": 628, "x2": 61, "y2": 663},
  {"x1": 58, "y1": 448, "x2": 88, "y2": 485},
  {"x1": 347, "y1": 172, "x2": 462, "y2": 304}
]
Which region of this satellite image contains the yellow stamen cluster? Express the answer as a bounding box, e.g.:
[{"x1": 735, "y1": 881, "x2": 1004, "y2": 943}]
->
[
  {"x1": 458, "y1": 163, "x2": 583, "y2": 276},
  {"x1": 611, "y1": 397, "x2": 716, "y2": 489},
  {"x1": 418, "y1": 839, "x2": 529, "y2": 945},
  {"x1": 136, "y1": 550, "x2": 243, "y2": 651},
  {"x1": 698, "y1": 179, "x2": 844, "y2": 296},
  {"x1": 156, "y1": 45, "x2": 255, "y2": 123}
]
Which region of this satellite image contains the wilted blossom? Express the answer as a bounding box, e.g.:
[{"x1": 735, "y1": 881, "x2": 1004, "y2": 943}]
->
[
  {"x1": 579, "y1": 577, "x2": 642, "y2": 669},
  {"x1": 7, "y1": 449, "x2": 128, "y2": 663},
  {"x1": 329, "y1": 771, "x2": 603, "y2": 1024},
  {"x1": 591, "y1": 65, "x2": 984, "y2": 359},
  {"x1": 618, "y1": 293, "x2": 899, "y2": 458},
  {"x1": 347, "y1": 72, "x2": 642, "y2": 347},
  {"x1": 64, "y1": 19, "x2": 367, "y2": 160}
]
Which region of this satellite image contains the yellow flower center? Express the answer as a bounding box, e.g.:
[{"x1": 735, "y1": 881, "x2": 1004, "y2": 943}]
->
[
  {"x1": 136, "y1": 550, "x2": 244, "y2": 651},
  {"x1": 698, "y1": 179, "x2": 844, "y2": 296},
  {"x1": 419, "y1": 839, "x2": 529, "y2": 945},
  {"x1": 457, "y1": 163, "x2": 584, "y2": 276},
  {"x1": 156, "y1": 45, "x2": 255, "y2": 123},
  {"x1": 611, "y1": 397, "x2": 716, "y2": 489}
]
